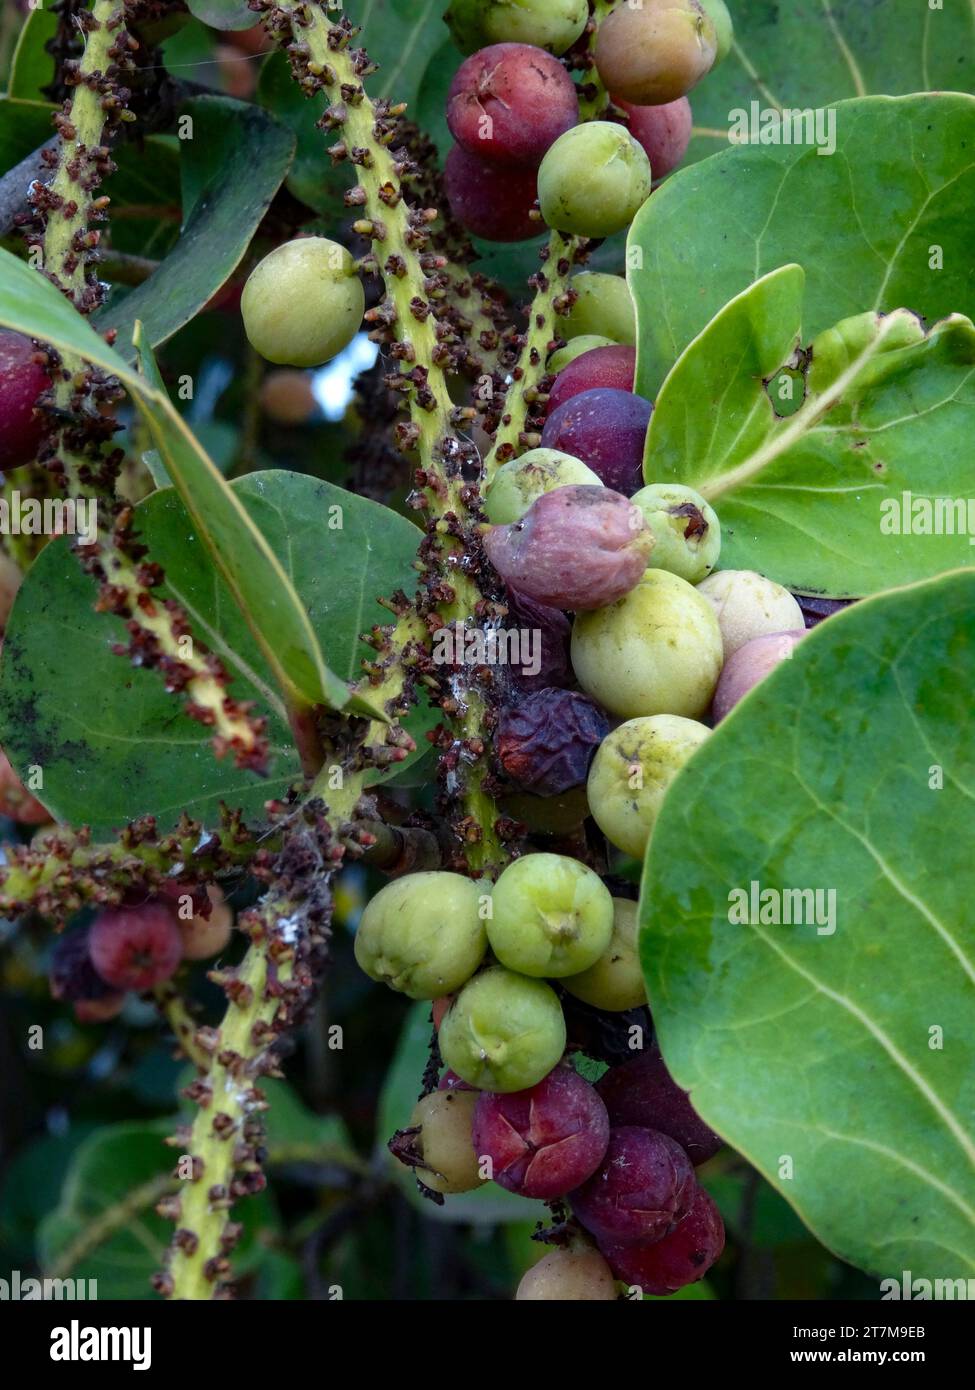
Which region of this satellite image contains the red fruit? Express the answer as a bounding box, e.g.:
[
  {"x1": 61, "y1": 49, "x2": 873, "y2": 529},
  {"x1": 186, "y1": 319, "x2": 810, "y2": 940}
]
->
[
  {"x1": 0, "y1": 330, "x2": 50, "y2": 470},
  {"x1": 595, "y1": 1044, "x2": 722, "y2": 1165},
  {"x1": 570, "y1": 1126, "x2": 695, "y2": 1246},
  {"x1": 89, "y1": 903, "x2": 183, "y2": 992},
  {"x1": 614, "y1": 96, "x2": 692, "y2": 179},
  {"x1": 601, "y1": 1186, "x2": 725, "y2": 1294},
  {"x1": 447, "y1": 43, "x2": 579, "y2": 168},
  {"x1": 473, "y1": 1065, "x2": 610, "y2": 1199},
  {"x1": 444, "y1": 145, "x2": 541, "y2": 242},
  {"x1": 547, "y1": 345, "x2": 637, "y2": 415},
  {"x1": 49, "y1": 926, "x2": 118, "y2": 1004}
]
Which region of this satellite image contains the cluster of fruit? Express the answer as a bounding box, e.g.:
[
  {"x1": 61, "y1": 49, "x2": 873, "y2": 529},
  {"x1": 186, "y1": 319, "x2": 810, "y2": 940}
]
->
[
  {"x1": 46, "y1": 886, "x2": 233, "y2": 1023},
  {"x1": 441, "y1": 0, "x2": 731, "y2": 243}
]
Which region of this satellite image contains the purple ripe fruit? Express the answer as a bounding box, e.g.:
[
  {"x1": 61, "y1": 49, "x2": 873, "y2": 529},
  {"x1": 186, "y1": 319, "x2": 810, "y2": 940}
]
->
[
  {"x1": 614, "y1": 95, "x2": 693, "y2": 179},
  {"x1": 596, "y1": 1044, "x2": 722, "y2": 1165},
  {"x1": 0, "y1": 330, "x2": 50, "y2": 470},
  {"x1": 484, "y1": 485, "x2": 654, "y2": 612},
  {"x1": 602, "y1": 1186, "x2": 725, "y2": 1295},
  {"x1": 444, "y1": 144, "x2": 541, "y2": 242},
  {"x1": 540, "y1": 388, "x2": 652, "y2": 496},
  {"x1": 446, "y1": 44, "x2": 579, "y2": 168},
  {"x1": 547, "y1": 345, "x2": 636, "y2": 415},
  {"x1": 712, "y1": 629, "x2": 806, "y2": 722},
  {"x1": 49, "y1": 926, "x2": 121, "y2": 1005},
  {"x1": 570, "y1": 1125, "x2": 696, "y2": 1246},
  {"x1": 89, "y1": 902, "x2": 184, "y2": 992},
  {"x1": 497, "y1": 688, "x2": 609, "y2": 796},
  {"x1": 473, "y1": 1065, "x2": 610, "y2": 1199}
]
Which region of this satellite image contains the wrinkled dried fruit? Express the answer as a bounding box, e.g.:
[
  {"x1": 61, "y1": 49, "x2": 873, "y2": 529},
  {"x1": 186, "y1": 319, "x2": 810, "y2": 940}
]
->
[
  {"x1": 497, "y1": 688, "x2": 610, "y2": 796},
  {"x1": 484, "y1": 486, "x2": 654, "y2": 612},
  {"x1": 503, "y1": 585, "x2": 573, "y2": 691}
]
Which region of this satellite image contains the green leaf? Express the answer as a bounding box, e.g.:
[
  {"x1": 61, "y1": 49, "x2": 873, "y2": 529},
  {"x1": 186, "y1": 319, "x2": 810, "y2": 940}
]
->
[
  {"x1": 359, "y1": 0, "x2": 451, "y2": 109},
  {"x1": 36, "y1": 1120, "x2": 278, "y2": 1297},
  {"x1": 644, "y1": 268, "x2": 975, "y2": 596},
  {"x1": 630, "y1": 93, "x2": 975, "y2": 396},
  {"x1": 8, "y1": 2, "x2": 57, "y2": 101},
  {"x1": 134, "y1": 326, "x2": 377, "y2": 718},
  {"x1": 640, "y1": 570, "x2": 975, "y2": 1283},
  {"x1": 96, "y1": 97, "x2": 295, "y2": 354},
  {"x1": 0, "y1": 93, "x2": 55, "y2": 168},
  {"x1": 377, "y1": 1002, "x2": 548, "y2": 1225},
  {"x1": 0, "y1": 471, "x2": 430, "y2": 834},
  {"x1": 185, "y1": 0, "x2": 255, "y2": 30},
  {"x1": 685, "y1": 0, "x2": 975, "y2": 168}
]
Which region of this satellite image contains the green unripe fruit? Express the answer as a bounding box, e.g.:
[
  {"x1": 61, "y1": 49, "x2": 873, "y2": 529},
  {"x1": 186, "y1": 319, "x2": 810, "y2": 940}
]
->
[
  {"x1": 484, "y1": 448, "x2": 604, "y2": 524},
  {"x1": 538, "y1": 123, "x2": 652, "y2": 238},
  {"x1": 241, "y1": 237, "x2": 364, "y2": 368},
  {"x1": 696, "y1": 568, "x2": 805, "y2": 658},
  {"x1": 408, "y1": 1089, "x2": 484, "y2": 1194},
  {"x1": 447, "y1": 0, "x2": 588, "y2": 55},
  {"x1": 488, "y1": 853, "x2": 614, "y2": 978},
  {"x1": 587, "y1": 715, "x2": 710, "y2": 858},
  {"x1": 440, "y1": 966, "x2": 567, "y2": 1093},
  {"x1": 548, "y1": 335, "x2": 616, "y2": 372},
  {"x1": 354, "y1": 871, "x2": 487, "y2": 999},
  {"x1": 572, "y1": 568, "x2": 723, "y2": 719},
  {"x1": 630, "y1": 483, "x2": 721, "y2": 583},
  {"x1": 563, "y1": 273, "x2": 636, "y2": 345},
  {"x1": 699, "y1": 0, "x2": 733, "y2": 63},
  {"x1": 562, "y1": 898, "x2": 646, "y2": 1010}
]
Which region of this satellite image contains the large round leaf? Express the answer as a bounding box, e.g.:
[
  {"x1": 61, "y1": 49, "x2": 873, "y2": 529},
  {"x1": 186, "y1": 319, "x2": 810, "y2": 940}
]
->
[
  {"x1": 640, "y1": 570, "x2": 975, "y2": 1282},
  {"x1": 0, "y1": 472, "x2": 431, "y2": 835},
  {"x1": 631, "y1": 93, "x2": 975, "y2": 395},
  {"x1": 687, "y1": 0, "x2": 975, "y2": 167}
]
